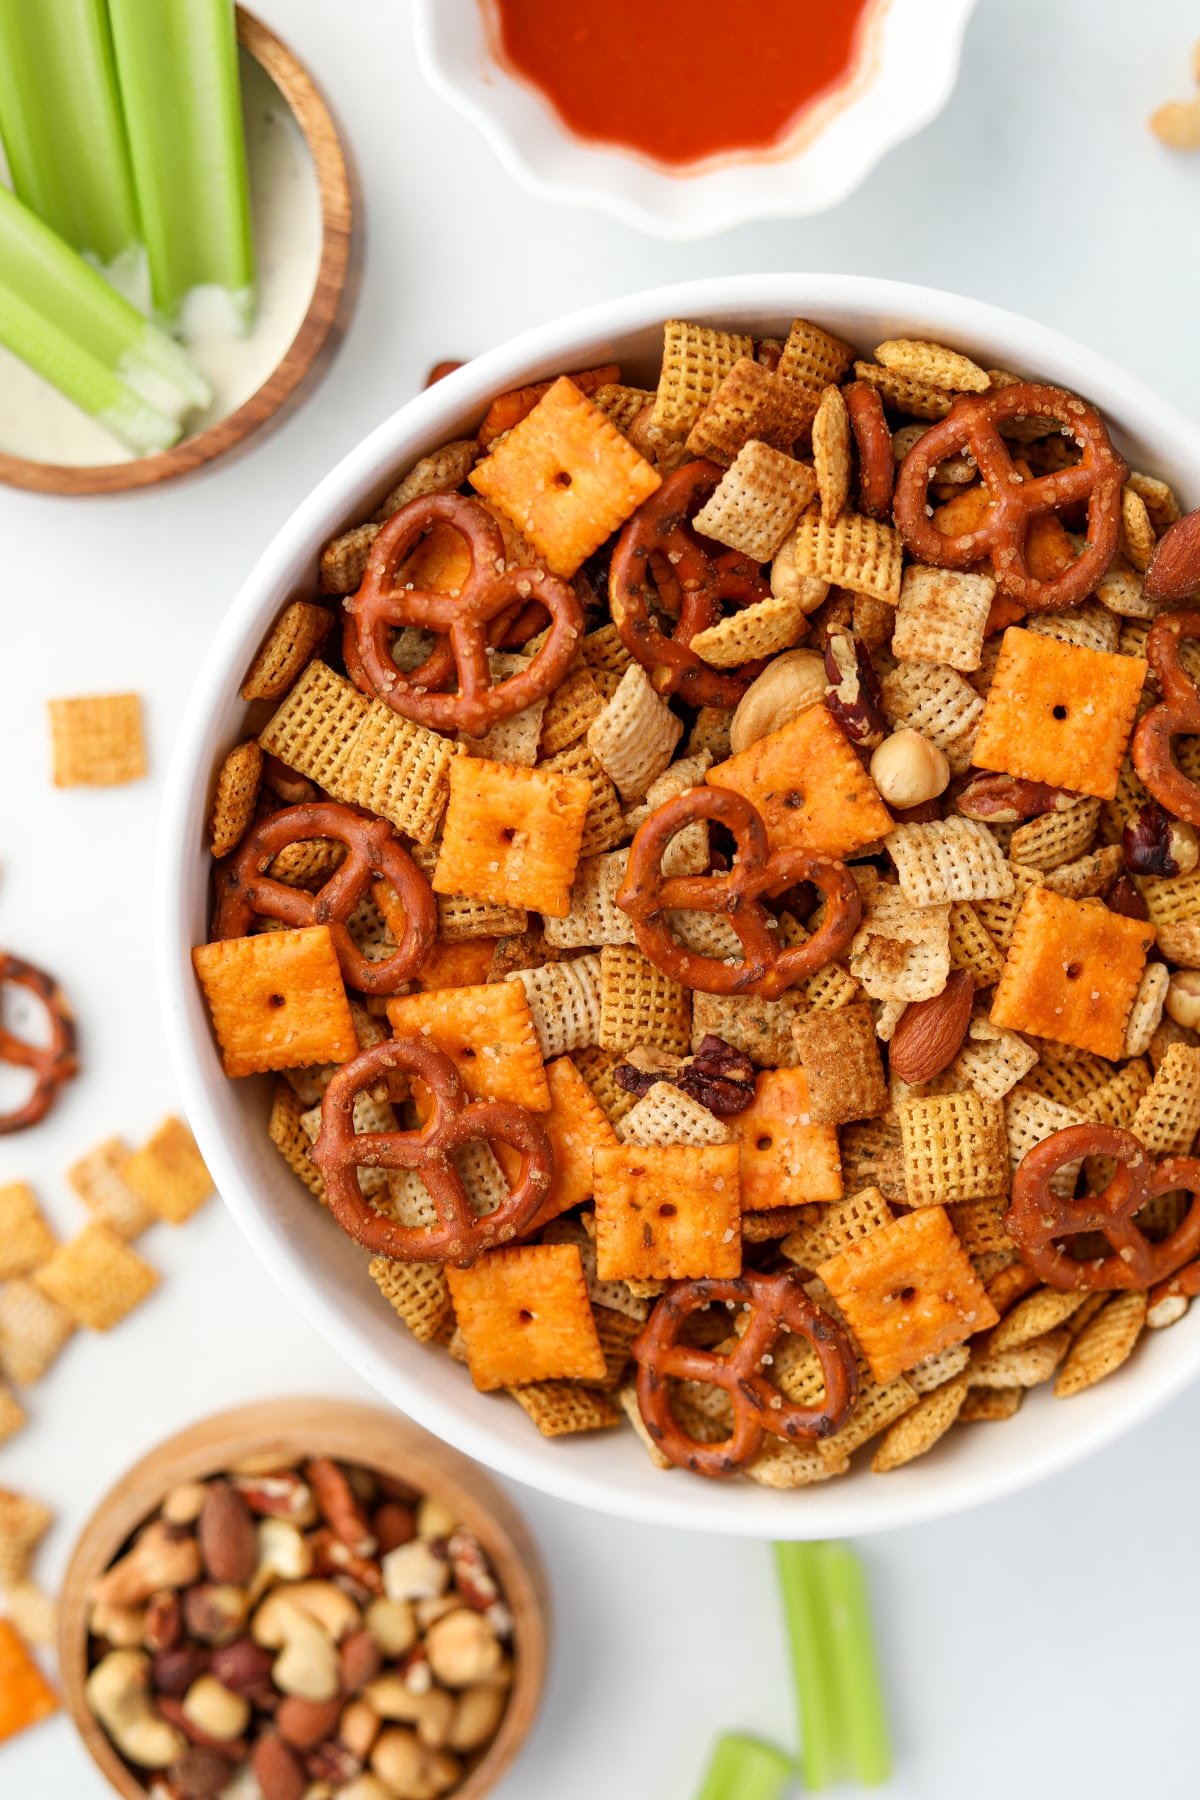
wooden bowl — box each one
[0,8,357,496]
[58,1397,548,1800]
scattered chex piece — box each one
[33,1224,157,1332]
[48,692,146,787]
[0,1185,56,1281]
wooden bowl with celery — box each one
[0,3,356,495]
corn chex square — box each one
[790,1003,888,1125]
[446,1243,607,1391]
[0,1280,74,1385]
[597,946,691,1056]
[33,1224,157,1331]
[193,926,357,1078]
[818,1206,999,1383]
[886,817,1014,906]
[592,1142,741,1281]
[891,564,996,672]
[991,887,1154,1060]
[543,850,636,950]
[67,1139,153,1238]
[650,321,754,438]
[897,1091,1010,1205]
[257,660,370,797]
[48,693,146,787]
[433,757,591,918]
[880,660,983,775]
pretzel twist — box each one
[632,1272,859,1478]
[350,493,584,736]
[311,1037,552,1266]
[843,380,894,520]
[893,382,1127,611]
[1006,1123,1200,1290]
[212,801,437,996]
[609,460,772,707]
[616,786,861,999]
[0,953,78,1135]
[1131,610,1200,825]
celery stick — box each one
[0,187,211,416]
[815,1543,892,1787]
[773,1541,842,1790]
[106,0,256,331]
[0,281,179,454]
[695,1732,793,1800]
[0,0,139,270]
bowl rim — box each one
[0,7,358,498]
[157,273,1200,1537]
[410,0,978,239]
[59,1396,547,1800]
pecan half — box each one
[1107,874,1150,921]
[956,772,1078,822]
[823,629,885,748]
[888,970,974,1084]
[614,1035,755,1117]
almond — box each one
[198,1483,258,1587]
[1145,506,1200,603]
[888,969,974,1083]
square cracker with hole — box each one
[387,981,550,1110]
[991,886,1155,1059]
[592,1142,741,1281]
[729,1069,841,1211]
[446,1242,606,1391]
[818,1206,999,1384]
[470,376,661,577]
[48,692,146,787]
[972,628,1147,801]
[433,758,592,918]
[192,925,357,1078]
[707,705,891,860]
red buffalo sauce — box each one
[488,0,874,169]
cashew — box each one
[87,1597,148,1648]
[252,1592,339,1701]
[92,1519,203,1609]
[337,1781,393,1800]
[729,649,827,755]
[339,1696,382,1761]
[425,1610,502,1688]
[382,1540,449,1604]
[283,1578,361,1643]
[361,1677,454,1748]
[769,536,828,613]
[364,1597,418,1658]
[448,1682,507,1753]
[370,1728,461,1800]
[180,1673,251,1742]
[250,1517,314,1599]
[160,1481,209,1526]
[85,1649,186,1770]
[415,1497,457,1541]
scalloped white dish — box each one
[158,275,1200,1537]
[412,0,977,238]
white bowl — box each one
[412,0,977,238]
[158,275,1200,1538]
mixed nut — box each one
[84,1456,514,1800]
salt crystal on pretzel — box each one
[586,664,682,803]
[891,564,995,672]
[650,321,754,439]
[886,817,1014,907]
[68,1139,151,1239]
[0,1280,73,1385]
[507,954,602,1060]
[879,661,983,775]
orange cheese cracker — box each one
[533,1056,621,1226]
[817,1206,999,1384]
[447,1243,606,1391]
[729,1069,842,1212]
[991,887,1154,1060]
[470,376,661,577]
[433,758,592,918]
[592,1142,741,1281]
[0,1619,58,1742]
[192,926,357,1078]
[972,627,1147,801]
[707,704,891,859]
[414,938,499,990]
[386,982,550,1110]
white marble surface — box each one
[3,1,1200,1794]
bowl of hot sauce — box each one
[412,0,977,237]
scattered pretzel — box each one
[1006,1123,1200,1290]
[609,460,772,707]
[311,1037,552,1266]
[617,786,861,998]
[350,493,584,736]
[0,953,79,1134]
[632,1271,859,1478]
[212,801,437,996]
[843,381,894,520]
[1131,610,1200,825]
[893,382,1127,610]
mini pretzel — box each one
[893,382,1127,611]
[311,1037,552,1266]
[1006,1123,1200,1290]
[213,801,437,996]
[1131,610,1200,825]
[616,786,861,999]
[844,381,894,520]
[0,953,78,1135]
[350,493,584,736]
[609,460,772,707]
[632,1271,859,1478]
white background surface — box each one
[3,1,1200,1794]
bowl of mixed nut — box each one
[58,1398,546,1800]
[159,273,1200,1535]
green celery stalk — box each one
[695,1732,793,1800]
[105,0,256,331]
[0,0,139,271]
[0,186,211,416]
[0,280,180,454]
[773,1541,842,1790]
[815,1543,892,1787]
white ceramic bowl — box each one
[159,275,1200,1538]
[412,0,977,238]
